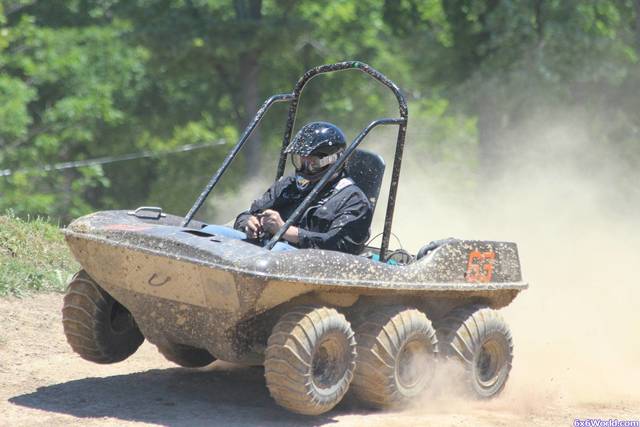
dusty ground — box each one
[1,293,637,427]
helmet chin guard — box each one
[295,175,311,190]
[295,168,328,183]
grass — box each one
[0,213,79,296]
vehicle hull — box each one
[64,210,527,364]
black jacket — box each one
[234,174,372,254]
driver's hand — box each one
[245,215,262,239]
[260,209,285,235]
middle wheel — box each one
[264,306,357,415]
[156,342,216,368]
[351,306,438,408]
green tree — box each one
[0,4,148,219]
[3,0,637,222]
[2,0,421,221]
[384,0,639,173]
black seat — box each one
[345,149,385,212]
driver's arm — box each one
[259,209,299,244]
[297,189,371,254]
[234,177,291,233]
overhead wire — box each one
[0,139,227,177]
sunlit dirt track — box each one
[1,293,637,427]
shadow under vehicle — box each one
[62,61,528,415]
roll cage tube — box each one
[184,61,408,261]
[181,93,294,227]
[274,61,408,260]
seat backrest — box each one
[345,149,385,212]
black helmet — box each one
[285,122,347,181]
[285,122,347,157]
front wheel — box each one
[436,305,513,398]
[264,306,357,415]
[62,270,144,363]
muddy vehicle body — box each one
[63,62,527,415]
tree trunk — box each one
[533,0,544,43]
[235,0,263,178]
[636,0,640,53]
[239,52,262,178]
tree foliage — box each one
[0,0,638,221]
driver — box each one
[233,121,372,254]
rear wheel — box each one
[62,270,144,363]
[264,306,357,415]
[156,342,215,368]
[351,306,438,408]
[436,305,513,398]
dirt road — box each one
[0,293,637,427]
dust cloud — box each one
[207,177,268,226]
[383,113,640,413]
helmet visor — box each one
[291,153,339,174]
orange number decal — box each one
[466,251,496,283]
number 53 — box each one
[466,250,495,283]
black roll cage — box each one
[182,61,408,261]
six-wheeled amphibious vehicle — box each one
[62,62,527,415]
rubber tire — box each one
[351,306,438,408]
[264,306,357,415]
[156,342,216,368]
[62,270,144,364]
[435,305,513,398]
